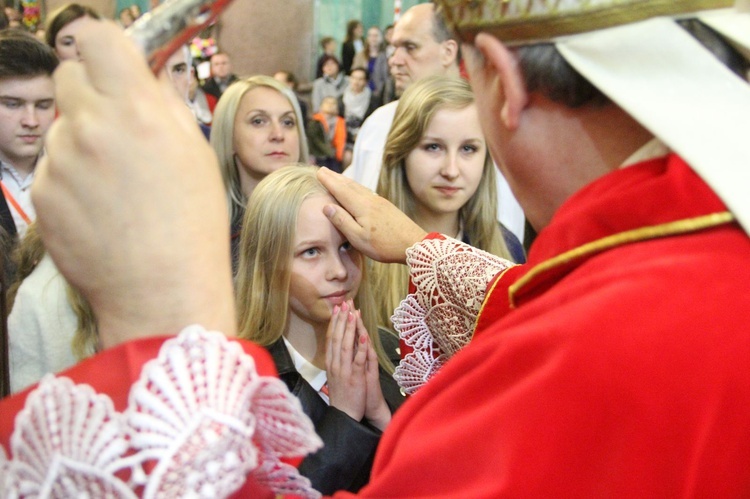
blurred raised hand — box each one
[33,20,235,348]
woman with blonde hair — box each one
[372,75,525,331]
[236,165,403,494]
[210,75,309,270]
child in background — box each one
[312,55,348,112]
[315,36,337,78]
[308,96,347,173]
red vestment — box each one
[341,154,750,497]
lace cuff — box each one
[0,325,323,498]
[392,236,514,395]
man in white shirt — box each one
[344,3,526,242]
[0,30,57,240]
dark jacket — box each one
[341,41,358,75]
[0,193,15,238]
[0,192,17,282]
[230,218,242,277]
[266,333,404,494]
[201,74,239,99]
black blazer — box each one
[0,191,17,283]
[0,190,16,239]
[266,333,404,494]
[341,41,357,74]
[201,74,239,99]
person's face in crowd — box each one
[384,26,394,45]
[54,16,93,61]
[0,75,55,170]
[354,22,364,39]
[119,8,135,28]
[348,69,367,93]
[324,40,337,55]
[390,5,453,93]
[130,4,142,19]
[405,104,486,220]
[322,58,340,78]
[4,7,21,28]
[367,27,382,50]
[289,194,363,327]
[273,71,294,90]
[210,53,232,79]
[233,86,300,181]
[319,97,338,115]
[163,48,191,103]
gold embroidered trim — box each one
[437,0,734,44]
[508,211,735,307]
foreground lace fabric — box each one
[392,237,514,395]
[0,326,323,498]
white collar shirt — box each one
[283,337,330,405]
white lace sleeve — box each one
[0,325,323,499]
[392,237,514,395]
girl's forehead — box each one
[302,192,338,207]
[295,194,337,222]
[295,194,346,241]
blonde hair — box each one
[372,75,510,330]
[211,75,310,226]
[236,165,393,373]
[67,285,98,359]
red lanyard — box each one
[0,180,32,225]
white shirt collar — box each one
[282,337,328,394]
[620,138,670,168]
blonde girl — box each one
[372,75,525,331]
[236,165,403,494]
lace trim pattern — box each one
[0,326,323,498]
[392,237,514,395]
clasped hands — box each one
[325,299,391,431]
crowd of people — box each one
[2,0,750,496]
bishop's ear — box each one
[470,33,528,130]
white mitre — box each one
[438,0,750,233]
